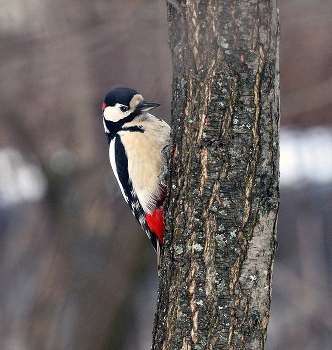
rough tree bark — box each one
[153,0,279,349]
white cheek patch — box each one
[103,105,131,122]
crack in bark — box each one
[199,147,208,196]
[228,43,267,350]
[243,45,266,228]
[188,261,200,343]
[197,83,212,142]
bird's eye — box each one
[119,106,129,112]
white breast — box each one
[119,114,170,213]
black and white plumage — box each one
[102,87,170,253]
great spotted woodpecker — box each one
[102,87,170,257]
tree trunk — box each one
[153,0,279,349]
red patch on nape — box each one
[146,207,164,245]
[102,102,107,111]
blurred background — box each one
[0,0,331,349]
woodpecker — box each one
[102,87,170,257]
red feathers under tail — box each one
[145,207,165,245]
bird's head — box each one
[102,87,160,123]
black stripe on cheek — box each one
[104,112,140,141]
[122,126,144,133]
[105,120,121,142]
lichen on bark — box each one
[153,0,280,349]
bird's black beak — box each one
[137,101,161,112]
